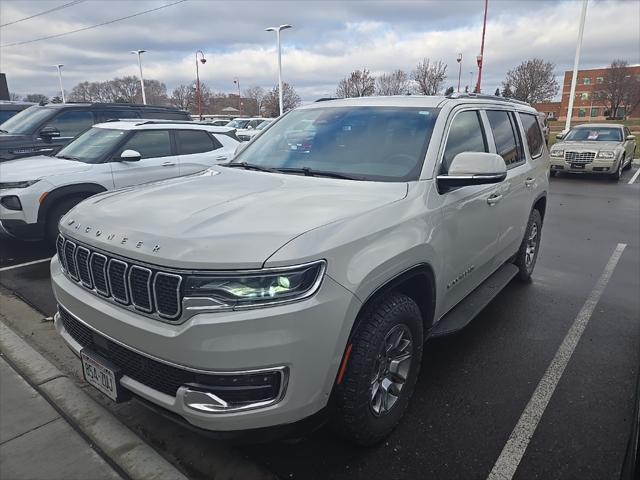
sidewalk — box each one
[0,355,123,480]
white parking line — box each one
[487,243,627,480]
[628,166,640,185]
[0,258,52,272]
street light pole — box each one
[195,50,207,121]
[265,24,292,116]
[456,54,462,93]
[54,64,65,103]
[565,0,589,132]
[233,78,242,115]
[130,50,147,104]
[475,0,488,94]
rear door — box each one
[110,129,179,188]
[484,109,533,261]
[175,129,228,175]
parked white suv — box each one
[52,95,549,445]
[0,120,239,242]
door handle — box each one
[525,178,535,188]
[487,194,503,206]
[162,161,175,167]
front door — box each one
[110,129,179,188]
[37,109,95,156]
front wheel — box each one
[611,158,623,181]
[330,293,423,446]
[45,197,84,244]
[514,209,542,282]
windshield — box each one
[227,119,250,129]
[56,127,127,163]
[231,106,439,182]
[0,106,54,134]
[256,121,272,131]
[564,127,623,142]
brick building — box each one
[533,65,640,121]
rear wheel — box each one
[331,293,423,446]
[514,209,542,282]
[45,197,84,244]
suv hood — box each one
[61,168,408,269]
[0,156,92,182]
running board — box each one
[429,263,519,338]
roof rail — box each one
[315,97,339,102]
[444,92,530,106]
[133,119,206,126]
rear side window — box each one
[43,110,94,137]
[442,110,487,172]
[119,130,172,159]
[486,110,525,166]
[519,113,544,158]
[176,130,221,155]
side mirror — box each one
[39,126,60,139]
[626,134,635,141]
[555,133,564,140]
[437,152,507,190]
[120,149,141,162]
[247,125,254,130]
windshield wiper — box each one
[0,129,8,133]
[275,167,363,181]
[225,162,278,173]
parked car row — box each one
[44,94,552,446]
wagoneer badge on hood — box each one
[66,218,161,253]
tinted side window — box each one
[442,110,487,172]
[139,110,189,120]
[519,113,544,158]
[97,110,140,122]
[486,110,524,166]
[44,110,94,137]
[176,130,218,155]
[120,130,172,159]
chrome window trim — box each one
[153,272,183,319]
[75,246,93,289]
[128,265,153,313]
[107,258,129,304]
[89,252,110,297]
[56,307,289,412]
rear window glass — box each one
[176,130,219,155]
[486,110,525,166]
[519,113,544,157]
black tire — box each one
[330,292,423,446]
[550,170,558,177]
[45,197,84,244]
[611,158,623,181]
[514,209,542,282]
[623,155,632,171]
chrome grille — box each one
[57,234,182,319]
[565,151,595,163]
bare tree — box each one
[144,79,169,106]
[9,92,21,101]
[412,59,447,95]
[336,69,376,98]
[502,58,559,103]
[501,83,513,98]
[263,82,302,117]
[23,93,49,103]
[598,59,640,118]
[375,70,410,96]
[244,86,266,115]
[170,84,193,111]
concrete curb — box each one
[0,322,189,480]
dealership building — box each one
[533,65,640,121]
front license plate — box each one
[81,350,122,402]
[571,163,585,169]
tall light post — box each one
[195,50,207,120]
[54,64,65,103]
[265,24,292,116]
[130,50,147,104]
[233,78,242,116]
[565,0,588,131]
[475,0,488,94]
[456,53,462,93]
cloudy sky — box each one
[0,0,638,102]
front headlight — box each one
[0,180,40,189]
[596,150,615,159]
[550,149,564,158]
[184,260,326,309]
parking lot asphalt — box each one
[0,166,639,480]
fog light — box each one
[0,196,22,210]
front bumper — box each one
[550,156,620,174]
[51,255,361,432]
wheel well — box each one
[38,184,107,223]
[533,195,547,223]
[352,265,436,341]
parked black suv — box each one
[0,102,190,162]
[0,101,35,124]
